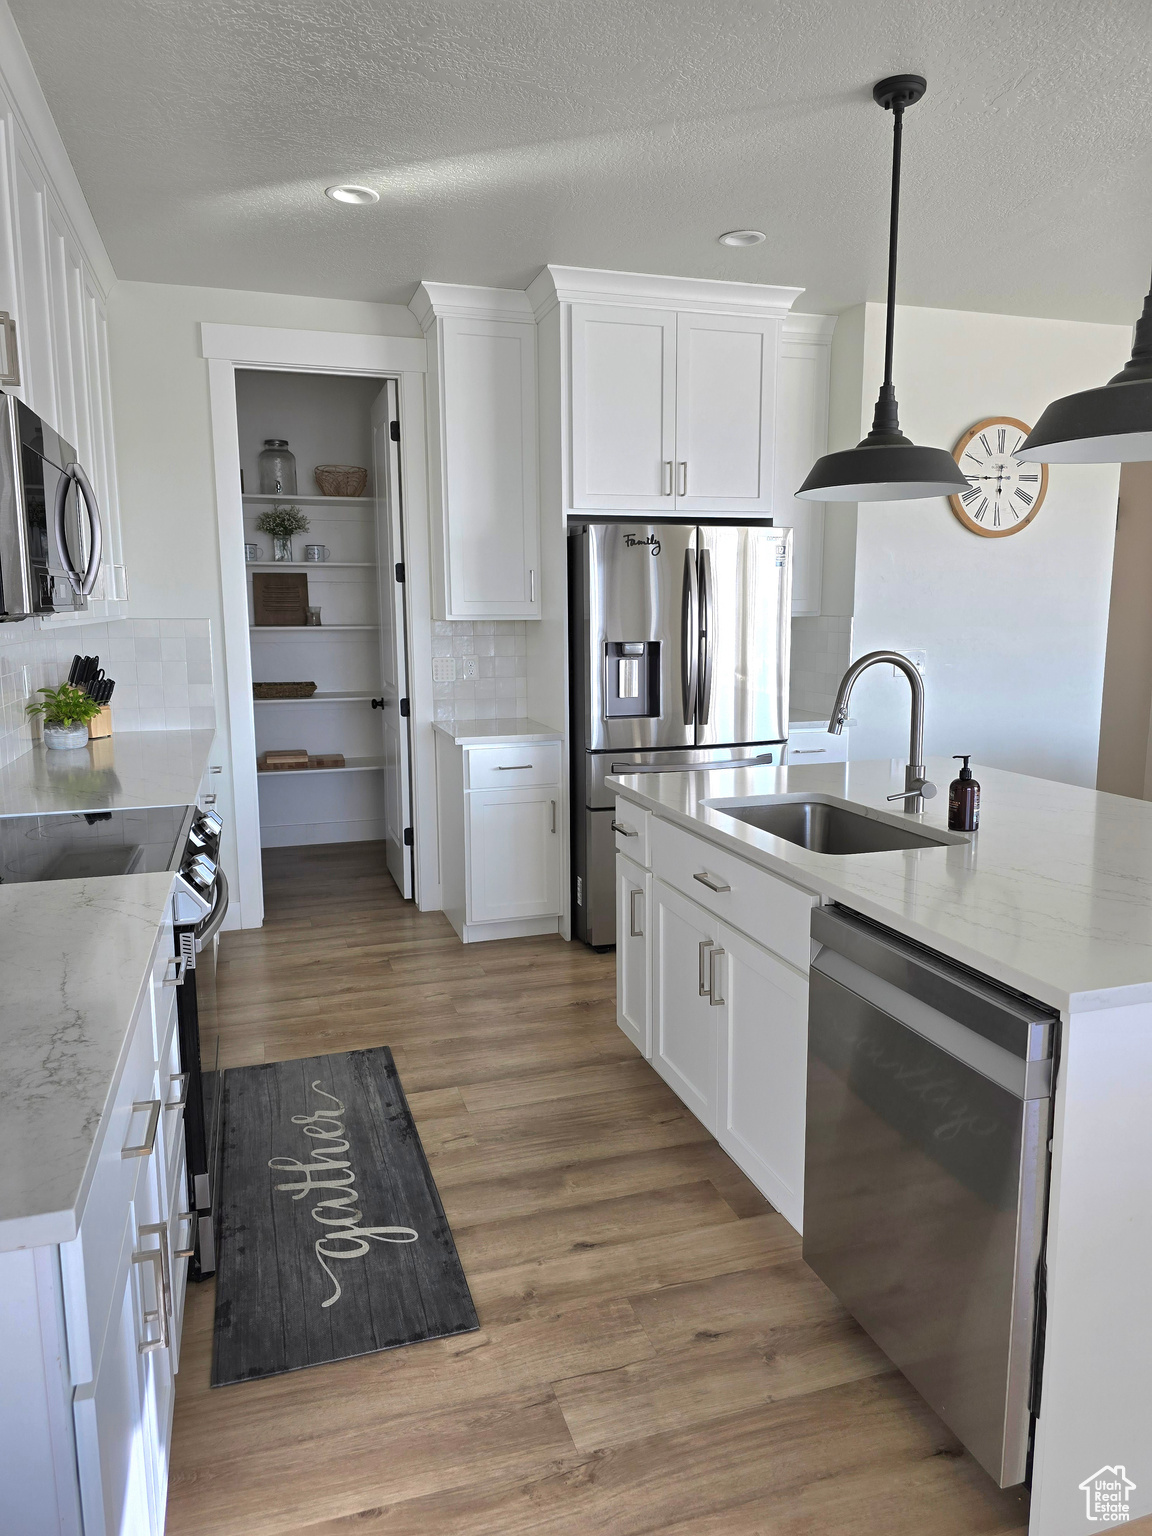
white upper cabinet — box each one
[674,311,777,515]
[772,315,835,617]
[569,303,676,511]
[411,283,541,621]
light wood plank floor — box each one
[166,841,1032,1536]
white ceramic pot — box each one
[43,721,90,750]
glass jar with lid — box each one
[258,439,297,496]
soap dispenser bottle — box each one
[948,756,980,832]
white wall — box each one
[106,281,421,898]
[832,302,1130,788]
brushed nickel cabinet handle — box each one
[0,311,20,386]
[790,748,828,756]
[693,871,731,894]
[698,937,714,996]
[529,568,535,604]
[163,955,187,987]
[611,820,637,836]
[550,799,557,834]
[175,1209,198,1260]
[677,461,687,497]
[132,1237,170,1352]
[629,887,644,938]
[662,460,673,495]
[709,947,725,1007]
[166,1071,190,1110]
[122,1099,162,1159]
[496,764,533,771]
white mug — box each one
[244,542,263,562]
[303,544,330,562]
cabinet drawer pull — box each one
[132,1231,171,1353]
[708,947,726,1007]
[662,460,673,496]
[677,461,688,497]
[629,887,644,938]
[175,1209,198,1260]
[698,937,714,996]
[122,1099,162,1159]
[166,1071,190,1110]
[790,748,828,756]
[163,955,187,987]
[202,793,217,805]
[693,871,731,893]
[495,764,533,771]
[611,820,637,836]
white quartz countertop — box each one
[0,872,176,1251]
[0,729,216,818]
[609,756,1152,1013]
[433,717,562,746]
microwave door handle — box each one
[681,548,698,725]
[698,547,714,726]
[70,463,103,597]
[53,469,83,594]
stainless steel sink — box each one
[713,798,962,854]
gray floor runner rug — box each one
[212,1046,478,1385]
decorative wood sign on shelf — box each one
[253,572,309,626]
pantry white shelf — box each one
[246,561,374,570]
[243,493,372,507]
[257,755,385,776]
[249,625,379,634]
[253,691,376,705]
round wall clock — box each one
[948,417,1049,537]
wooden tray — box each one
[253,682,317,699]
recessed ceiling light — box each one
[324,184,379,205]
[718,229,765,247]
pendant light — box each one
[797,75,969,502]
[1017,271,1152,463]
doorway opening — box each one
[237,368,414,899]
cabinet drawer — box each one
[466,741,560,790]
[149,913,178,1061]
[650,814,815,972]
[62,988,161,1386]
[162,1005,186,1167]
[783,732,848,765]
[612,797,650,867]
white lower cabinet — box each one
[467,787,561,923]
[715,922,808,1229]
[651,878,721,1132]
[625,807,813,1234]
[615,854,650,1055]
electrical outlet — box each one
[431,656,456,683]
[461,655,479,680]
[895,650,926,679]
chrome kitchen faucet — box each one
[828,651,936,813]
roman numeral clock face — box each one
[948,416,1049,538]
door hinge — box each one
[403,826,413,846]
[395,561,405,583]
[399,697,410,717]
[389,420,400,442]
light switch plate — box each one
[461,655,478,680]
[432,657,456,683]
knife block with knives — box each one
[67,654,116,739]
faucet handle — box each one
[919,779,937,800]
[887,776,937,803]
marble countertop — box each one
[0,729,216,818]
[609,756,1152,1013]
[434,717,563,745]
[0,872,176,1251]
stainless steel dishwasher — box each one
[803,905,1056,1488]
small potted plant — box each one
[26,682,101,750]
[255,504,310,561]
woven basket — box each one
[314,464,368,497]
[253,681,317,700]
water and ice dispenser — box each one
[604,641,661,719]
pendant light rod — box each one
[881,98,903,396]
[872,75,925,438]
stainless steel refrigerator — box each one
[570,519,791,947]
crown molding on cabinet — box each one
[0,2,116,297]
[409,282,535,333]
[782,313,837,345]
[526,264,805,321]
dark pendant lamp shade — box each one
[1018,281,1152,463]
[797,75,970,503]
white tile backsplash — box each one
[790,615,853,718]
[431,620,529,723]
[0,616,216,765]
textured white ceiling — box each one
[10,0,1152,322]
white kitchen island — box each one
[609,756,1152,1536]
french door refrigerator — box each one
[570,519,791,947]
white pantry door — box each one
[372,381,413,899]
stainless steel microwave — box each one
[0,388,102,620]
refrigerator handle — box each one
[681,548,698,725]
[698,546,714,726]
